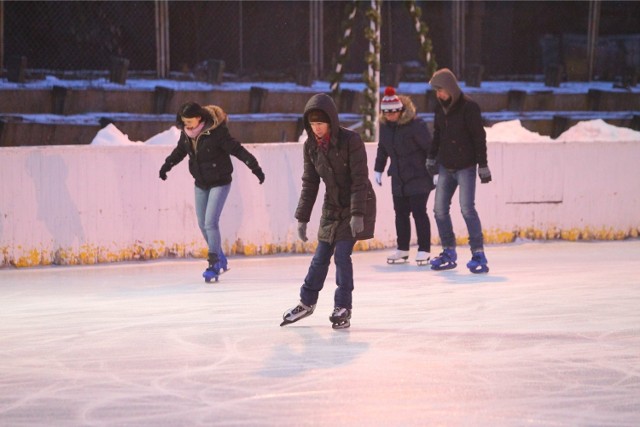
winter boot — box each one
[330,307,352,329]
[430,248,458,271]
[467,251,489,274]
[280,301,316,326]
[415,251,431,266]
[387,249,410,264]
[203,252,220,283]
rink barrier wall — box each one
[1,141,639,268]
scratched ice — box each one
[1,240,639,426]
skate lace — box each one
[292,305,306,314]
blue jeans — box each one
[300,239,356,309]
[434,165,484,252]
[194,184,231,259]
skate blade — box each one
[416,260,430,266]
[469,265,489,274]
[387,258,409,264]
[332,320,350,329]
[430,262,457,271]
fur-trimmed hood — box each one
[379,95,417,126]
[202,105,228,131]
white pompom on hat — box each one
[380,86,404,112]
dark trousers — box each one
[393,192,432,252]
[300,239,356,309]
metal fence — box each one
[2,1,639,83]
[1,0,436,82]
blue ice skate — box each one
[430,248,457,271]
[216,252,229,275]
[467,251,489,274]
[203,267,219,283]
[203,252,221,283]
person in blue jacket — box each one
[374,86,434,266]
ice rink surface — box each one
[1,240,639,426]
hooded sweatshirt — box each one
[428,68,488,170]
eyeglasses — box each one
[382,111,400,114]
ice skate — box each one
[467,251,489,274]
[415,251,431,266]
[203,252,220,283]
[280,302,316,326]
[202,266,219,283]
[430,248,457,271]
[387,249,410,264]
[216,252,230,275]
[330,307,351,329]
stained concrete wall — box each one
[1,141,639,267]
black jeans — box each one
[393,192,432,252]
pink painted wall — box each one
[1,141,639,267]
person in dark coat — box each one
[426,68,492,273]
[281,93,376,329]
[374,86,434,266]
[158,102,265,282]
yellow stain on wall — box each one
[3,227,640,268]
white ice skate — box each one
[280,302,316,327]
[387,249,410,264]
[415,251,431,266]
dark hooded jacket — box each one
[374,94,434,197]
[295,93,376,243]
[428,68,488,170]
[163,105,261,189]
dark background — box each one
[3,1,639,81]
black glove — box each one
[426,158,438,177]
[159,163,172,181]
[350,215,364,237]
[478,166,492,184]
[253,167,265,184]
[297,222,308,242]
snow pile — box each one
[555,119,640,142]
[486,120,552,143]
[89,118,640,147]
[90,124,142,146]
[145,126,181,146]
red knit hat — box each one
[380,86,403,112]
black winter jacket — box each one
[295,93,376,243]
[429,95,488,171]
[163,105,261,189]
[374,95,434,197]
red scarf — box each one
[315,134,330,153]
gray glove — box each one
[478,166,492,184]
[297,222,308,242]
[350,215,364,237]
[374,171,382,186]
[426,158,438,177]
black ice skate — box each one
[280,302,316,326]
[330,307,351,329]
[387,249,409,264]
